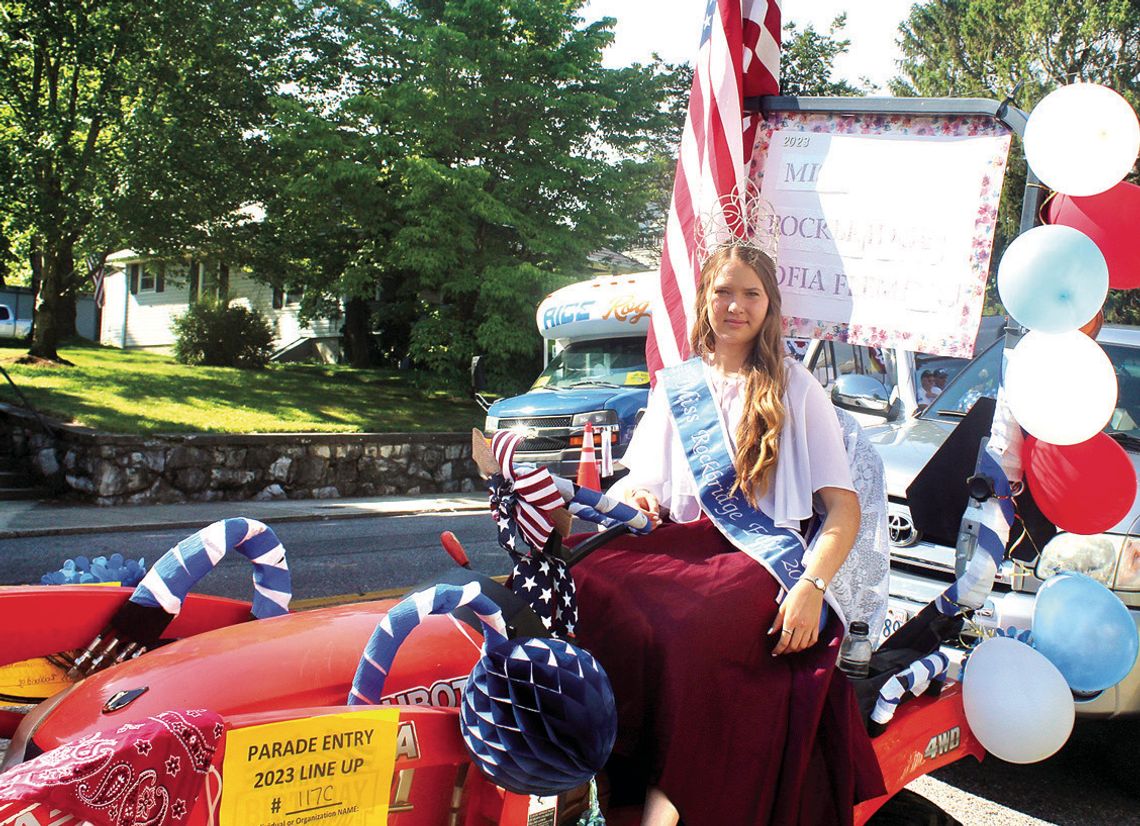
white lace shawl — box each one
[811,408,890,640]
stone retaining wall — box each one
[0,404,481,505]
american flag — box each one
[86,253,106,308]
[647,0,781,375]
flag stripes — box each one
[649,0,781,378]
[85,253,105,309]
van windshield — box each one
[533,338,649,390]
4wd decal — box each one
[923,726,961,760]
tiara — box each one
[694,181,779,268]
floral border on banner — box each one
[749,113,1012,358]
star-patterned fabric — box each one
[485,466,579,639]
[510,550,577,638]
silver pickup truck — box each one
[862,325,1140,718]
[0,303,31,340]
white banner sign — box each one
[753,114,1011,357]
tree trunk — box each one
[343,296,373,368]
[29,237,76,362]
[60,287,78,339]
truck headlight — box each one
[571,410,617,427]
[484,416,499,431]
[1035,532,1121,587]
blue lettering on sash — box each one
[662,359,826,624]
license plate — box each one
[882,606,912,641]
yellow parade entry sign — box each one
[220,709,401,826]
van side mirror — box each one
[470,355,490,412]
[471,355,487,394]
[831,374,892,417]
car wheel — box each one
[866,789,961,826]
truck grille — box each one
[518,436,570,452]
[498,415,573,429]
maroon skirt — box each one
[572,519,885,826]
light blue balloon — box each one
[998,225,1108,333]
[1032,572,1139,693]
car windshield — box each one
[924,336,1140,440]
[533,338,649,390]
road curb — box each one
[0,501,487,540]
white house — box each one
[100,251,341,362]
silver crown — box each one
[694,182,779,268]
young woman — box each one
[573,243,886,825]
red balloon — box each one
[1024,433,1137,535]
[1047,181,1140,290]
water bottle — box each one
[837,621,872,679]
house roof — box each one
[586,248,652,272]
[105,249,144,265]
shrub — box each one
[173,299,275,369]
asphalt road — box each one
[0,512,513,600]
[913,717,1139,825]
[1,510,1137,823]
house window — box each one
[200,263,230,300]
[272,286,303,309]
[128,263,164,294]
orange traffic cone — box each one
[576,421,602,490]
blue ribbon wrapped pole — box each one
[68,518,291,678]
[349,583,617,798]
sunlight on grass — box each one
[0,343,484,434]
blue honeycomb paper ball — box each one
[459,636,617,796]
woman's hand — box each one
[626,488,662,531]
[768,580,824,655]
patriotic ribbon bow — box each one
[488,430,564,553]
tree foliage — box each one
[249,1,683,386]
[0,0,293,360]
[891,0,1140,322]
[781,14,867,97]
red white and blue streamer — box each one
[130,517,290,619]
[870,651,951,727]
[348,583,506,705]
[934,448,1015,617]
[552,478,653,536]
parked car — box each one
[0,303,31,340]
[862,325,1140,718]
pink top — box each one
[612,358,854,529]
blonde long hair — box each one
[689,245,786,507]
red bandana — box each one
[0,709,223,826]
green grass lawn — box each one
[0,341,485,434]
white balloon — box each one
[1024,83,1140,197]
[963,636,1075,764]
[1005,330,1118,445]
